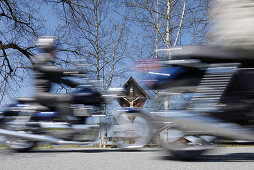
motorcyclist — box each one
[33,36,81,123]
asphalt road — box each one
[1,147,254,170]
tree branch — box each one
[173,0,186,47]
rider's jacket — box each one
[33,53,79,93]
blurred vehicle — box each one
[0,63,154,151]
[0,71,103,151]
[0,76,153,151]
[142,46,254,159]
[0,36,149,151]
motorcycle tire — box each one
[112,112,152,149]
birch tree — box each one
[126,0,210,141]
[126,0,210,108]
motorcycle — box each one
[0,78,103,151]
[0,62,147,151]
[143,46,254,159]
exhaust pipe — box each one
[152,111,254,141]
[0,128,92,145]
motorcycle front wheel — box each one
[3,119,37,152]
[5,137,36,152]
[162,135,215,160]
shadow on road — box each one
[1,148,160,154]
[160,153,254,162]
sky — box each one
[5,1,203,112]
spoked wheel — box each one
[6,137,36,152]
[162,135,215,160]
[113,112,152,149]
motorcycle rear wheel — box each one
[113,112,152,149]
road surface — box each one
[1,147,254,170]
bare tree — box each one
[0,0,47,104]
[47,0,128,86]
[46,0,130,147]
[125,0,210,141]
[128,0,210,101]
